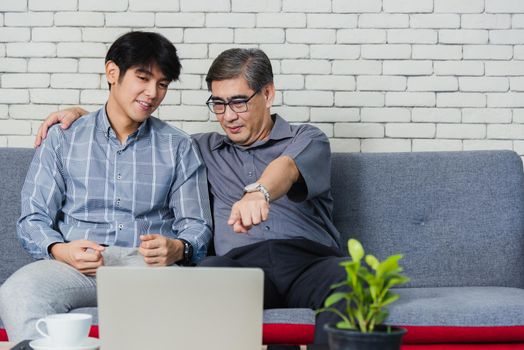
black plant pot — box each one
[324,324,407,350]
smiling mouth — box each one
[136,100,153,110]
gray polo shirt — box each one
[193,114,341,256]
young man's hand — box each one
[139,234,183,266]
[50,240,105,276]
[34,107,88,148]
[228,191,270,233]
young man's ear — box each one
[263,82,275,109]
[105,60,120,86]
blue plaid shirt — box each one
[18,107,212,263]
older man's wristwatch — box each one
[243,182,270,203]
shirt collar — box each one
[95,106,112,138]
[210,113,293,151]
[95,105,151,143]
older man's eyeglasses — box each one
[206,90,259,115]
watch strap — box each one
[177,238,193,265]
[244,183,270,203]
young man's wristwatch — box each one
[177,238,193,265]
[243,182,270,203]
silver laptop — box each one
[97,266,264,350]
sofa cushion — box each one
[387,287,524,343]
[388,287,524,327]
[331,151,524,289]
[0,148,34,285]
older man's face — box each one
[210,76,274,147]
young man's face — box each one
[106,61,170,125]
[210,76,275,147]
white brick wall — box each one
[361,108,410,122]
[461,14,511,29]
[29,0,77,12]
[358,76,406,91]
[1,58,27,72]
[361,138,411,152]
[28,58,77,72]
[0,2,524,154]
[410,14,460,28]
[0,1,27,12]
[5,12,53,26]
[408,77,458,91]
[486,0,524,14]
[413,139,462,151]
[31,89,79,104]
[308,14,357,28]
[412,108,461,122]
[463,45,513,60]
[0,105,8,119]
[386,123,436,138]
[434,0,484,14]
[55,12,105,27]
[359,14,408,28]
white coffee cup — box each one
[35,313,92,346]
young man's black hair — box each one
[105,31,182,89]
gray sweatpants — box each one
[0,246,149,342]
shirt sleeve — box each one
[281,124,331,202]
[168,137,213,264]
[17,127,67,260]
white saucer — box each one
[29,337,100,350]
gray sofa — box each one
[1,147,524,347]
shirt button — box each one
[118,224,123,230]
[248,172,253,177]
[117,151,122,155]
[264,226,270,231]
[117,174,122,180]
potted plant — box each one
[318,239,410,350]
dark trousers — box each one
[199,239,348,346]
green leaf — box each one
[336,321,353,330]
[346,265,361,288]
[377,254,403,276]
[365,254,380,270]
[374,310,389,325]
[329,281,348,290]
[381,293,400,307]
[348,239,364,263]
[368,284,379,301]
[359,269,376,284]
[324,292,348,307]
[385,276,410,289]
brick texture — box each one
[0,3,522,155]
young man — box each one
[34,48,346,346]
[0,31,212,342]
